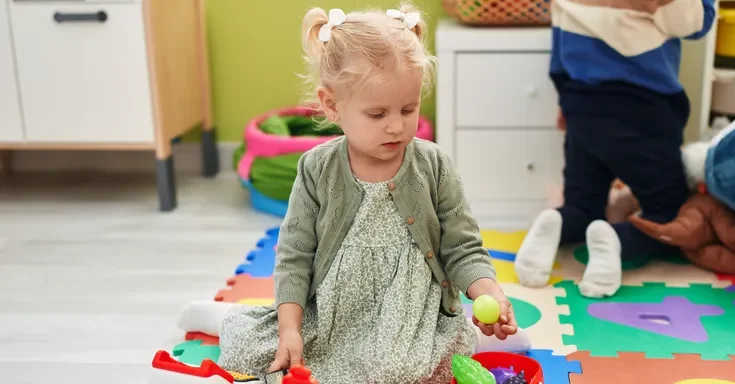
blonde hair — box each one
[300,3,436,108]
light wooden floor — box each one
[0,171,281,383]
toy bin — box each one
[442,0,551,26]
[235,106,434,217]
[716,7,735,68]
[450,352,543,384]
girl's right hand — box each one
[269,329,305,372]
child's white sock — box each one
[176,301,239,337]
[579,220,622,298]
[514,209,562,287]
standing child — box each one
[177,4,518,383]
[515,0,716,297]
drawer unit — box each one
[0,0,218,212]
[436,20,562,229]
[0,0,23,142]
[456,53,558,128]
[10,2,155,143]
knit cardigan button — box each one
[441,280,449,288]
[426,251,434,259]
[449,307,457,313]
[388,182,396,191]
[407,217,415,225]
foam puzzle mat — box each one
[172,227,735,383]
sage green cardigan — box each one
[274,136,496,317]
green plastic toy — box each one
[473,295,501,324]
[451,354,497,384]
[461,293,541,329]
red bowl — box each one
[450,352,543,384]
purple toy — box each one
[489,367,516,383]
[503,371,527,384]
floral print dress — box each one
[217,179,476,383]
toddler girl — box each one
[176,4,518,383]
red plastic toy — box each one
[450,352,543,384]
[283,365,318,384]
[148,350,234,383]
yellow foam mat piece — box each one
[481,230,527,254]
[237,298,275,306]
[492,259,563,285]
[227,371,257,380]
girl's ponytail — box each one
[302,7,329,62]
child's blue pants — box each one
[557,80,691,262]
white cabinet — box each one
[436,20,564,230]
[436,18,716,230]
[0,0,218,212]
[0,0,23,142]
[11,3,155,143]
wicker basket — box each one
[442,0,551,26]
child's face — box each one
[322,67,423,162]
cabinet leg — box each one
[0,151,14,179]
[201,127,220,178]
[156,155,177,212]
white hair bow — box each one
[386,9,420,29]
[318,8,347,42]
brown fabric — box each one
[629,194,735,274]
[567,0,676,14]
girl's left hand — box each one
[467,278,518,340]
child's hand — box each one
[270,329,305,371]
[467,278,518,340]
[557,109,566,131]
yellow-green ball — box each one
[473,295,500,324]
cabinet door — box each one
[455,129,565,201]
[10,2,155,144]
[456,53,558,129]
[0,1,24,143]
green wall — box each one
[204,0,445,142]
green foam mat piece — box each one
[509,297,542,329]
[554,280,735,360]
[573,245,690,270]
[173,340,221,366]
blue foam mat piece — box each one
[240,179,288,218]
[234,226,280,277]
[524,349,582,384]
[488,249,516,262]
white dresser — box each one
[0,0,217,211]
[0,0,23,143]
[435,20,565,230]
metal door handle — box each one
[53,11,108,23]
